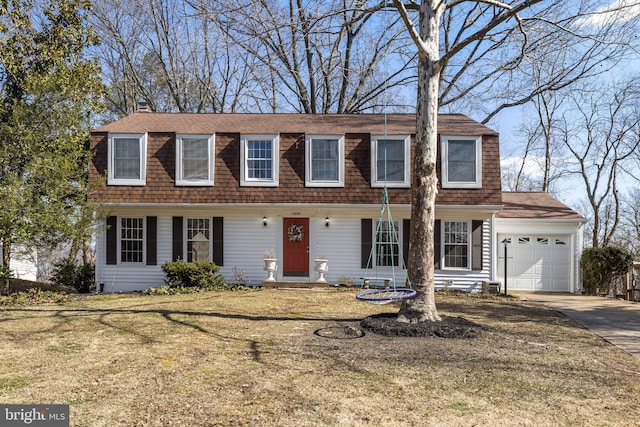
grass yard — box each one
[1,289,640,426]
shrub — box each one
[0,265,14,280]
[582,247,634,295]
[51,260,95,293]
[161,260,225,289]
[0,288,68,306]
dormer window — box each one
[108,133,147,186]
[176,134,214,186]
[240,134,279,186]
[305,135,344,187]
[441,135,482,188]
[371,135,410,188]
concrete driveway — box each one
[517,292,640,359]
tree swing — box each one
[356,120,416,305]
[355,13,415,305]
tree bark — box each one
[2,237,11,295]
[397,1,441,323]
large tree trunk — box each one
[397,1,441,323]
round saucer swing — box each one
[355,187,416,305]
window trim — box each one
[441,135,482,189]
[175,134,215,186]
[305,134,345,187]
[371,135,411,188]
[118,216,145,264]
[240,134,279,187]
[107,133,147,186]
[441,220,471,271]
[184,217,212,263]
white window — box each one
[186,218,210,262]
[176,134,214,186]
[443,221,470,269]
[240,134,279,186]
[441,136,482,188]
[375,220,400,267]
[120,217,144,263]
[305,135,344,187]
[108,133,147,185]
[371,135,411,188]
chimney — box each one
[137,101,150,112]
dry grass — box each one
[1,289,640,426]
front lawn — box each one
[1,289,638,426]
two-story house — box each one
[89,110,585,293]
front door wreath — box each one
[287,224,304,242]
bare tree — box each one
[559,78,640,248]
[191,0,417,113]
[389,0,640,323]
[92,0,257,118]
[616,188,640,258]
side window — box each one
[240,134,279,186]
[441,136,482,189]
[371,135,410,188]
[108,134,147,185]
[305,135,344,187]
[176,134,214,186]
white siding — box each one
[220,215,281,286]
[95,208,498,292]
[315,217,375,285]
[0,245,38,281]
[95,215,165,293]
[434,217,492,292]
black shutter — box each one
[472,220,483,271]
[106,216,117,265]
[146,216,157,266]
[434,219,441,270]
[403,219,410,268]
[361,219,372,268]
[172,216,183,261]
[212,217,224,266]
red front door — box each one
[283,217,309,276]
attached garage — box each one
[494,192,586,293]
[497,234,571,292]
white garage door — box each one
[497,235,571,292]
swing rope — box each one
[356,187,415,304]
[356,14,414,304]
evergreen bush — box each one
[581,247,634,295]
[161,260,225,289]
[51,260,95,293]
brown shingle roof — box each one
[497,192,585,220]
[96,112,498,136]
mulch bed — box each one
[361,312,483,338]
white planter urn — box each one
[314,258,328,283]
[263,258,278,282]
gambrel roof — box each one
[90,112,502,207]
